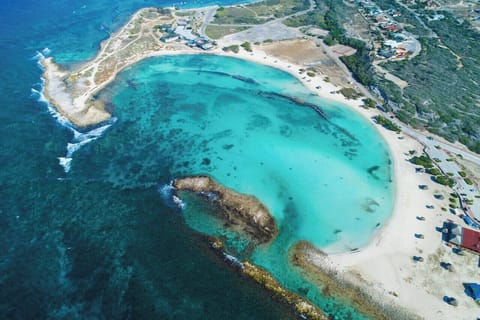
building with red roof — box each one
[442,221,480,254]
[462,227,480,253]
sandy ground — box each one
[211,42,480,319]
[41,9,480,318]
[260,39,355,88]
[323,112,480,319]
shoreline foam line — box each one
[32,50,116,173]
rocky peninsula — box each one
[208,238,328,320]
[174,176,278,243]
[290,241,419,320]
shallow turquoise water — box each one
[1,0,393,318]
[92,55,394,251]
[75,54,394,319]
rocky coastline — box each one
[290,241,419,320]
[208,238,329,320]
[173,176,278,243]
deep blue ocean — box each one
[0,0,394,319]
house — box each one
[442,221,480,254]
[462,227,480,253]
[200,43,214,50]
[385,24,400,32]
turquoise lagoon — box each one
[72,54,394,318]
[0,0,393,317]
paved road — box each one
[199,6,218,38]
[390,119,480,223]
[198,0,480,223]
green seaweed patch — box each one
[367,165,380,180]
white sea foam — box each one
[223,253,244,269]
[172,195,186,210]
[158,181,186,209]
[58,157,73,173]
[32,53,115,173]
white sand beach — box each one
[40,7,480,319]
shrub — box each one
[240,41,252,52]
[362,98,376,109]
[223,45,239,53]
[435,175,455,187]
[409,155,433,168]
[373,115,401,133]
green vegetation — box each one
[239,0,480,153]
[378,10,480,153]
[373,115,401,133]
[426,168,441,176]
[213,0,309,25]
[458,171,467,178]
[213,6,265,24]
[319,0,375,86]
[284,10,325,27]
[307,71,316,77]
[409,155,433,168]
[464,178,473,185]
[205,25,250,39]
[435,175,456,188]
[222,45,240,53]
[247,0,310,18]
[338,88,362,100]
[241,41,252,52]
[362,98,376,109]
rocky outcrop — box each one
[207,237,328,320]
[290,241,420,320]
[173,176,277,243]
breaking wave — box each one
[31,49,115,173]
[158,181,186,210]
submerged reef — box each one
[174,176,278,243]
[290,241,419,320]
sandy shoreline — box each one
[40,7,480,319]
[229,45,479,319]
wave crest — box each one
[32,53,115,173]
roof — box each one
[462,227,480,253]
